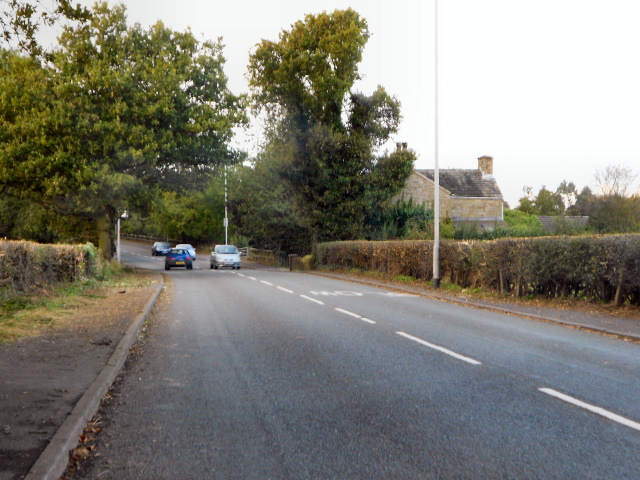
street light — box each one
[433,0,441,289]
[224,165,228,245]
[116,210,128,264]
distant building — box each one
[397,155,506,230]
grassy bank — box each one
[0,262,152,344]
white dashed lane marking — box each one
[539,388,640,432]
[335,308,377,325]
[396,331,482,366]
[300,295,325,305]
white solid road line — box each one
[300,295,325,305]
[396,332,482,366]
[334,308,377,325]
[277,286,294,294]
[539,388,640,432]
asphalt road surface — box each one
[77,241,640,478]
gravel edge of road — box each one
[24,274,165,480]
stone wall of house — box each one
[396,171,505,228]
[395,172,451,218]
[450,197,503,222]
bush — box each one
[0,240,101,292]
[316,234,640,305]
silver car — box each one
[176,244,196,261]
[210,244,241,270]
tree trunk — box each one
[97,216,112,260]
[614,269,625,306]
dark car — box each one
[152,242,171,256]
[165,248,193,270]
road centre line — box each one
[237,273,245,277]
[539,388,640,432]
[396,332,482,366]
[247,276,257,281]
[300,295,325,305]
[335,308,377,325]
[261,280,274,286]
[277,286,294,294]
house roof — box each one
[416,169,504,198]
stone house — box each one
[398,155,506,230]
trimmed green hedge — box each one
[0,240,100,292]
[316,235,640,305]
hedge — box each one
[316,235,640,306]
[0,240,100,292]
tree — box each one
[595,163,638,198]
[248,9,415,246]
[1,0,91,58]
[591,163,640,233]
[229,150,313,253]
[556,180,578,211]
[516,184,566,216]
[0,3,247,256]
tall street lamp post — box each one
[433,0,441,289]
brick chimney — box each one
[478,156,493,176]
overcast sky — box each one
[69,0,640,206]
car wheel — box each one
[165,264,170,270]
[214,265,218,270]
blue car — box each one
[165,248,193,270]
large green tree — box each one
[0,3,246,255]
[248,9,415,245]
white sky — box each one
[68,1,640,206]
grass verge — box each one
[0,262,152,344]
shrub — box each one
[316,234,640,305]
[0,240,101,292]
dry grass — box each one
[0,271,155,344]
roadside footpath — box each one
[0,273,164,480]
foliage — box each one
[518,166,640,235]
[0,239,101,292]
[503,209,545,237]
[144,177,227,244]
[248,9,415,246]
[517,185,565,215]
[229,154,313,254]
[366,197,434,240]
[316,234,640,305]
[0,0,91,59]
[0,3,246,257]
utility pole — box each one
[433,0,441,290]
[224,165,228,245]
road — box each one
[77,240,640,478]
